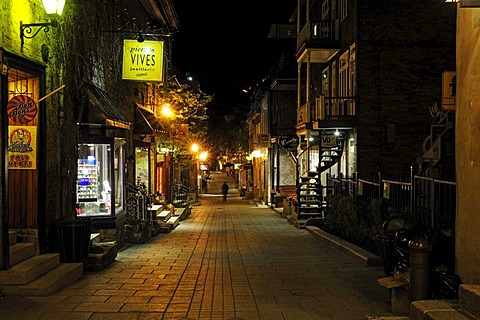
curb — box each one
[271,206,382,268]
[305,226,383,267]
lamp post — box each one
[20,0,66,46]
[198,151,208,194]
[161,103,175,203]
[191,143,200,201]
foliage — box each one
[213,117,249,165]
[153,78,211,137]
[323,194,384,254]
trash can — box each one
[376,215,406,276]
[56,218,92,264]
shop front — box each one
[76,81,131,245]
[1,48,48,268]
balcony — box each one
[296,102,315,133]
[296,20,340,63]
[313,95,356,129]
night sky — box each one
[172,2,296,117]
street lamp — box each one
[20,0,66,46]
[160,103,175,203]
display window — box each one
[76,138,125,216]
[135,147,150,186]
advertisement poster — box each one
[7,126,37,169]
[122,40,164,81]
[7,95,38,124]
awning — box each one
[134,103,166,135]
[80,82,131,130]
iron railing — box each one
[125,183,153,224]
[326,168,456,230]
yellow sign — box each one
[7,126,37,169]
[122,40,164,81]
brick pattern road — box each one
[0,174,391,320]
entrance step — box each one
[9,230,17,245]
[0,253,60,285]
[166,216,180,229]
[1,263,83,296]
[157,210,173,221]
[10,242,36,265]
[411,285,480,320]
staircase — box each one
[297,171,324,224]
[420,107,454,176]
[0,230,84,296]
[295,142,343,227]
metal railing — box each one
[316,96,356,120]
[173,182,190,208]
[125,183,153,224]
[326,169,456,230]
[297,20,339,50]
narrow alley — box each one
[0,171,391,320]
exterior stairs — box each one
[410,284,480,320]
[366,284,480,319]
[296,171,324,225]
[295,144,343,227]
[0,230,83,296]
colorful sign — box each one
[7,126,37,169]
[122,40,164,82]
[7,95,38,124]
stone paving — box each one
[0,176,391,320]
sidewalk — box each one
[0,179,393,320]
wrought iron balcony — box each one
[296,20,340,63]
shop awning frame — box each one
[79,82,131,130]
[134,103,166,135]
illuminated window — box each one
[76,139,125,216]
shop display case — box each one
[77,161,99,202]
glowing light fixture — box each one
[20,0,65,46]
[251,149,264,158]
[161,103,173,117]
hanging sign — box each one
[7,95,38,124]
[258,134,270,148]
[7,126,37,169]
[122,40,164,82]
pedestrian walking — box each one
[221,181,229,202]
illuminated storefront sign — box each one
[7,126,37,169]
[7,95,38,124]
[122,40,164,81]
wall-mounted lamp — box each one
[137,32,145,43]
[20,0,65,46]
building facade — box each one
[0,0,180,277]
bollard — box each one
[409,235,430,301]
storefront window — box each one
[135,147,149,186]
[76,139,125,216]
[114,139,125,213]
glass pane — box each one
[135,147,149,186]
[76,143,112,216]
[114,140,124,213]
